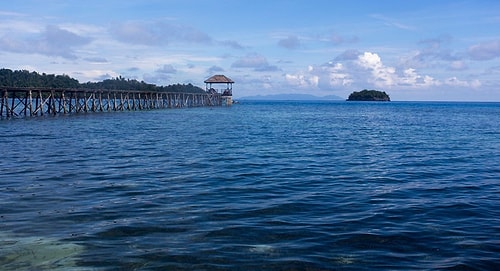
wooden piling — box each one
[0,87,222,119]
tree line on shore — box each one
[0,68,205,93]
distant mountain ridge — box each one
[238,93,343,101]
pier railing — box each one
[1,87,222,118]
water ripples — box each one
[1,102,499,270]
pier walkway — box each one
[1,87,222,118]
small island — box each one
[347,89,390,101]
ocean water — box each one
[1,100,499,270]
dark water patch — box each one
[96,225,189,238]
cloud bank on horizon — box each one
[0,0,499,101]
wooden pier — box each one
[0,87,222,118]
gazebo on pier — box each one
[204,75,234,105]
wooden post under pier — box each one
[0,87,222,118]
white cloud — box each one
[445,77,481,88]
[285,73,318,89]
[283,51,454,94]
[399,68,418,85]
[356,52,396,87]
[315,62,353,88]
[399,68,440,87]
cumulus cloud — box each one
[278,35,301,49]
[445,77,481,88]
[231,53,279,72]
[467,40,500,61]
[357,52,396,87]
[285,72,319,89]
[283,50,482,93]
[0,24,91,59]
[111,20,212,46]
[399,68,439,87]
[284,62,352,90]
[322,63,353,87]
[356,52,449,88]
[356,52,478,89]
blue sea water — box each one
[1,100,499,270]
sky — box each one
[1,0,499,101]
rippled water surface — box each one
[1,101,499,270]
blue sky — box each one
[1,0,499,101]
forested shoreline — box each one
[0,68,205,93]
